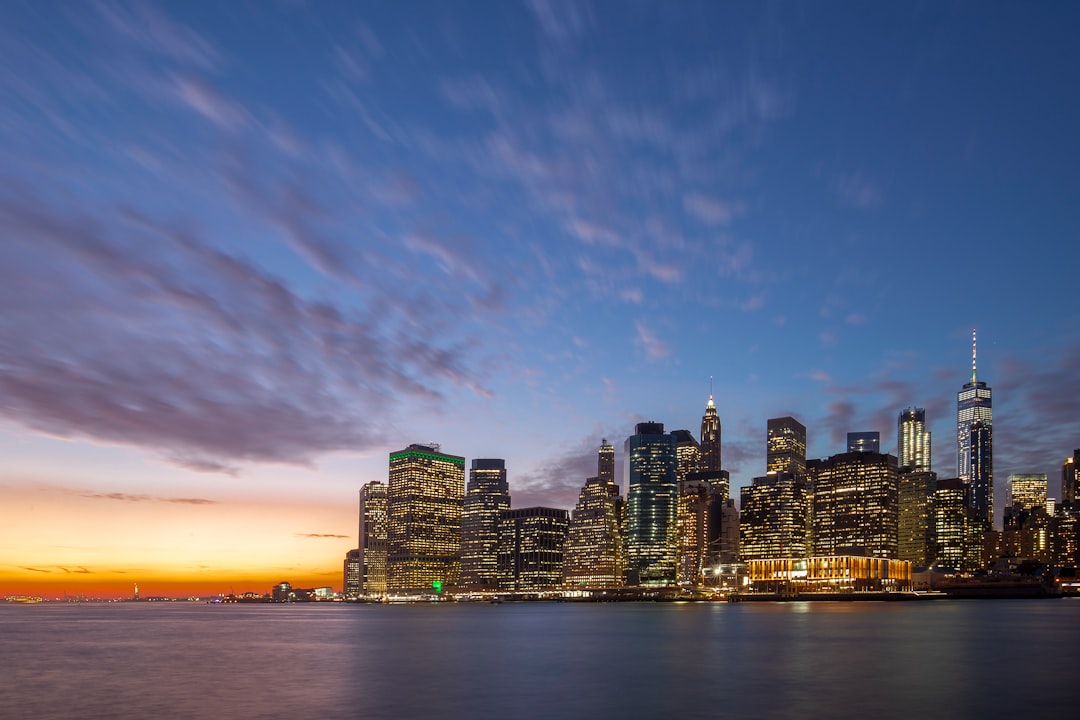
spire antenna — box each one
[971,328,977,384]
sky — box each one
[2,0,1079,598]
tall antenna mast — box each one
[971,328,977,384]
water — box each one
[3,600,1079,720]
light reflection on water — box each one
[2,600,1078,719]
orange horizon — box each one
[1,571,342,599]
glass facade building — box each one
[357,481,388,597]
[1007,474,1048,515]
[898,470,936,567]
[460,459,511,590]
[957,331,993,525]
[386,444,465,593]
[809,451,899,559]
[934,477,982,570]
[898,407,932,473]
[497,507,569,591]
[846,432,880,454]
[624,422,679,585]
[767,417,807,475]
[564,474,624,588]
[739,472,811,561]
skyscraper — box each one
[598,439,616,486]
[809,450,899,558]
[957,330,993,524]
[846,432,880,454]
[934,478,982,570]
[898,470,936,567]
[460,459,511,590]
[1063,450,1079,508]
[739,472,811,560]
[701,390,722,472]
[498,507,569,591]
[1007,474,1048,515]
[624,422,679,585]
[767,417,807,475]
[356,481,388,597]
[898,407,932,473]
[677,478,710,584]
[672,429,703,484]
[564,474,624,588]
[386,443,465,594]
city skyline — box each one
[3,1,1080,597]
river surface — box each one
[2,599,1079,719]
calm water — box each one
[2,599,1079,720]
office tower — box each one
[460,459,511,590]
[357,481,388,597]
[1052,505,1080,568]
[701,390,722,472]
[957,330,993,524]
[718,498,740,564]
[1007,474,1048,515]
[564,474,624,588]
[672,429,703,484]
[898,470,936,567]
[497,507,569,591]
[624,422,679,585]
[809,451,899,559]
[1063,450,1079,508]
[767,417,807,475]
[739,472,811,560]
[677,478,710,584]
[344,549,361,599]
[898,408,932,473]
[846,432,880,454]
[933,478,982,570]
[386,444,465,593]
[598,439,616,486]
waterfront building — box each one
[767,417,807,475]
[809,451,899,559]
[357,481,388,597]
[386,443,465,593]
[898,408,932,473]
[934,477,983,570]
[624,422,679,585]
[343,549,361,600]
[1053,505,1080,568]
[701,391,722,472]
[898,470,936,567]
[460,459,511,590]
[957,330,993,525]
[498,507,569,591]
[718,497,740,564]
[677,478,710,585]
[746,556,912,593]
[739,472,811,561]
[846,432,880,454]
[564,474,624,588]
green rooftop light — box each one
[431,581,443,593]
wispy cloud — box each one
[635,323,671,360]
[295,533,350,539]
[832,172,881,209]
[683,193,739,226]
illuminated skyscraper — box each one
[1007,474,1047,515]
[767,417,807,475]
[933,478,982,570]
[677,478,710,585]
[498,507,569,591]
[598,439,615,486]
[701,390,722,472]
[846,432,880,454]
[343,549,361,599]
[624,422,679,585]
[460,459,511,590]
[739,472,810,561]
[809,451,899,558]
[564,474,624,588]
[1063,450,1079,508]
[898,470,936,567]
[957,330,993,524]
[898,408,932,473]
[357,481,388,597]
[386,443,465,593]
[672,429,703,484]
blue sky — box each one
[2,1,1079,592]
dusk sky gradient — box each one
[3,1,1079,597]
